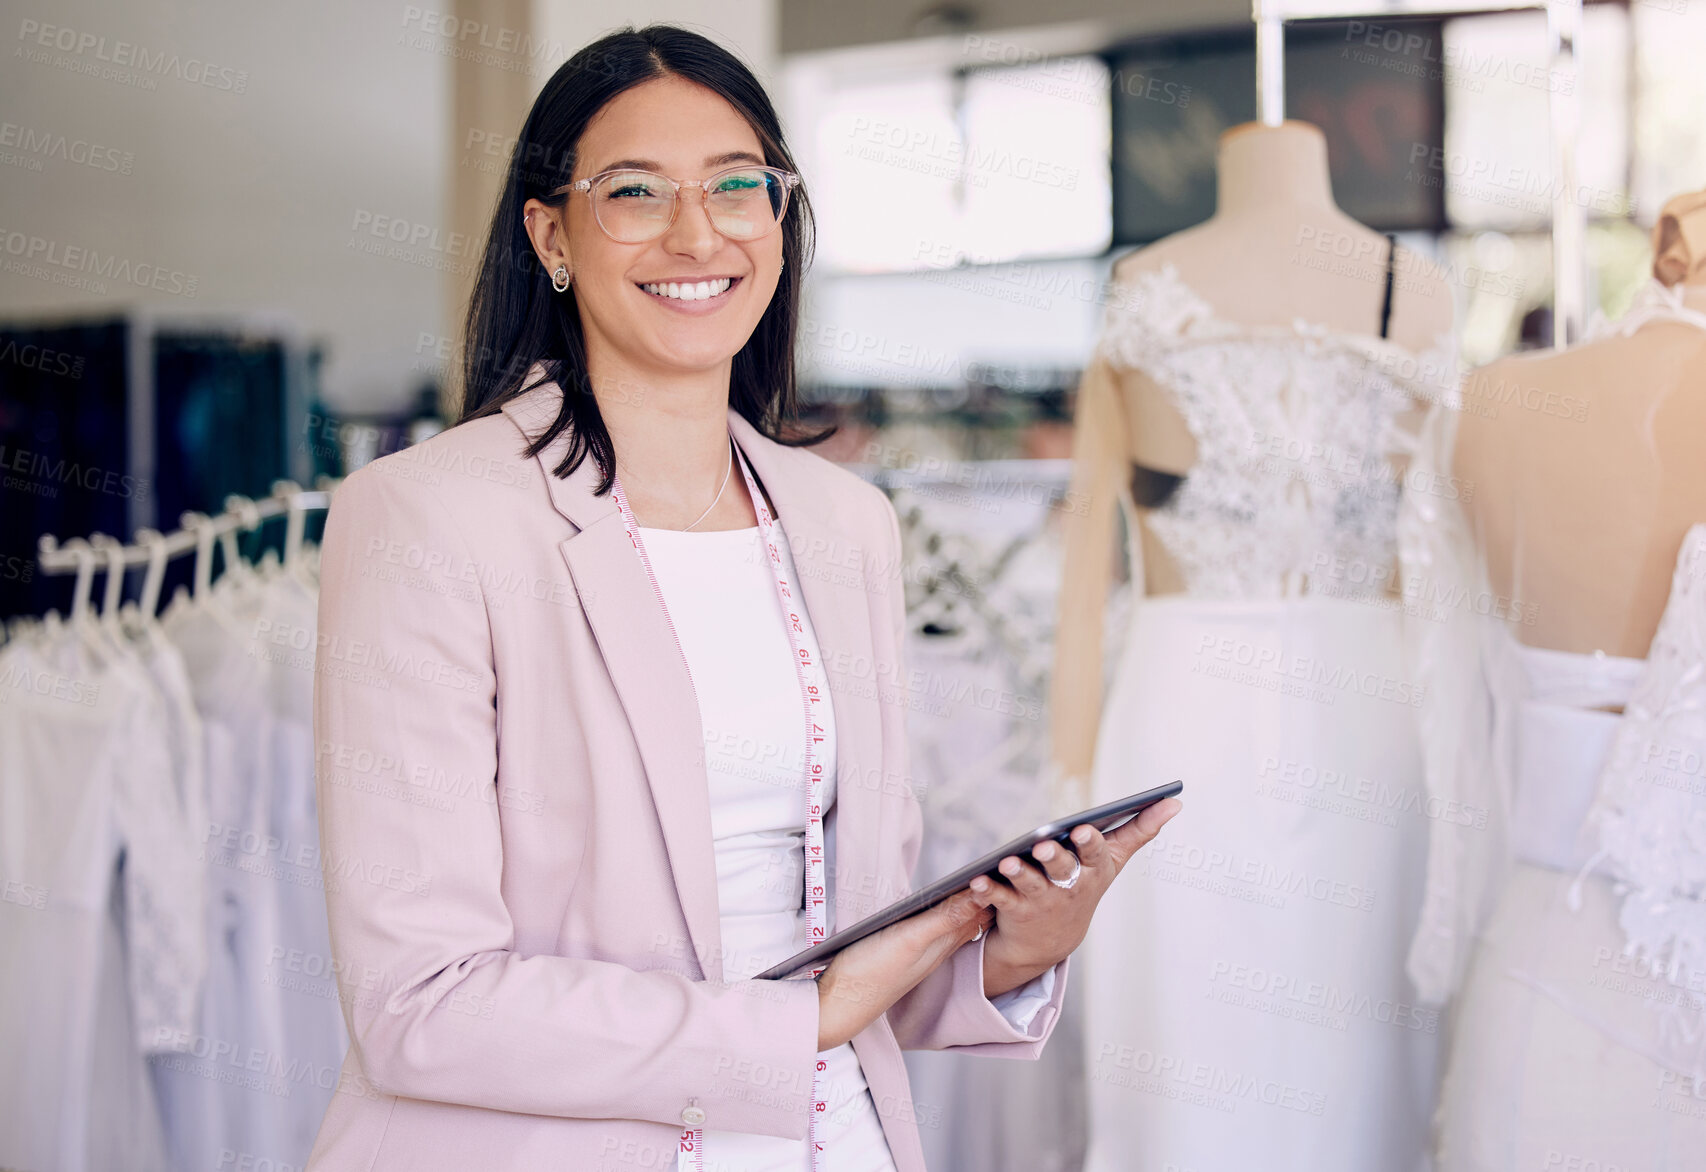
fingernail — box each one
[1073,827,1092,844]
[1035,843,1055,860]
[972,878,988,892]
[1002,859,1020,875]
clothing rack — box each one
[33,478,337,624]
[873,458,1071,696]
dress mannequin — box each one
[1051,119,1454,794]
[1452,192,1706,659]
[1422,189,1706,1170]
[1053,120,1457,1172]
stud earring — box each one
[780,255,786,273]
[551,265,571,292]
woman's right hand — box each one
[813,889,994,1050]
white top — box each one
[638,519,1053,1172]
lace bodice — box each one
[1580,524,1706,1074]
[1097,265,1458,600]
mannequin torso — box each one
[1056,132,1451,1172]
[1109,120,1455,593]
[1453,283,1706,659]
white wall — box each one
[535,0,777,91]
[0,0,784,416]
[0,0,448,414]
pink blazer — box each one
[305,371,1070,1172]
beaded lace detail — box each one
[1096,265,1458,600]
[1579,524,1706,1076]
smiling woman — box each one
[457,31,823,514]
[303,23,1177,1172]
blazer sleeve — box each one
[869,490,1071,1057]
[313,463,821,1139]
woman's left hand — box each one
[970,797,1181,998]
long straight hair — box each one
[456,25,831,494]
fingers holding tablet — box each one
[1030,839,1082,887]
[1074,795,1182,875]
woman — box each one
[306,25,1178,1172]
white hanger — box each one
[275,479,309,570]
[96,536,126,627]
[184,511,218,602]
[217,495,267,603]
[88,535,142,662]
[64,540,114,665]
[137,529,170,621]
[66,539,96,628]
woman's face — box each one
[525,75,786,382]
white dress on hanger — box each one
[1081,265,1453,1172]
[155,577,295,1171]
[0,620,193,1172]
[636,517,1054,1172]
[150,557,347,1172]
[246,559,348,1163]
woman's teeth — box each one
[640,277,734,302]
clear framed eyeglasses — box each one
[552,165,801,244]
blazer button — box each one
[681,1105,707,1127]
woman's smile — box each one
[637,273,744,312]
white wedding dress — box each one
[1403,283,1706,1170]
[1081,266,1454,1172]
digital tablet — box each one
[754,780,1183,980]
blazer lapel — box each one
[499,371,890,977]
[501,377,722,978]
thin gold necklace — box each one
[619,434,733,531]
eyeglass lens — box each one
[590,168,788,243]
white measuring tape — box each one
[609,431,832,1172]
